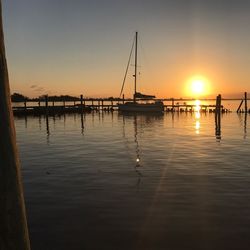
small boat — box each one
[117,32,164,112]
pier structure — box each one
[12,94,250,116]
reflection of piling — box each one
[46,115,50,137]
[81,112,84,134]
[244,112,247,138]
[215,94,221,139]
[0,1,30,248]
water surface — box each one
[15,112,250,250]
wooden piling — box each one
[80,95,83,113]
[122,94,125,104]
[172,98,174,111]
[0,0,30,248]
[24,99,27,113]
[237,100,244,113]
[215,95,222,139]
[45,95,48,114]
[245,92,248,113]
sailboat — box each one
[117,32,164,112]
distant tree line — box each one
[11,93,79,102]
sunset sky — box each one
[3,0,250,98]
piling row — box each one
[12,93,250,116]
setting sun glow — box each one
[186,75,211,97]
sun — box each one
[186,75,210,97]
[191,80,204,94]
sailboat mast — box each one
[134,31,138,102]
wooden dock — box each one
[12,94,250,116]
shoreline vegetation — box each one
[11,93,80,102]
[11,93,119,102]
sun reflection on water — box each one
[195,100,201,134]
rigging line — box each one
[119,35,135,97]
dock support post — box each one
[245,92,248,113]
[80,95,83,113]
[45,95,48,115]
[24,99,27,113]
[102,100,104,110]
[237,100,244,113]
[123,94,125,104]
[0,1,30,248]
[215,94,221,139]
[172,98,174,112]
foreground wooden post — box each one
[0,1,30,249]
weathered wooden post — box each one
[98,100,100,110]
[45,94,48,115]
[0,1,30,249]
[80,94,83,113]
[101,99,104,110]
[24,99,27,113]
[245,92,248,113]
[122,94,125,104]
[215,94,221,139]
[237,100,244,113]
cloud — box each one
[35,87,44,92]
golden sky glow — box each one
[4,1,250,98]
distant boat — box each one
[117,32,164,112]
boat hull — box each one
[117,102,164,112]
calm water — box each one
[15,111,250,250]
